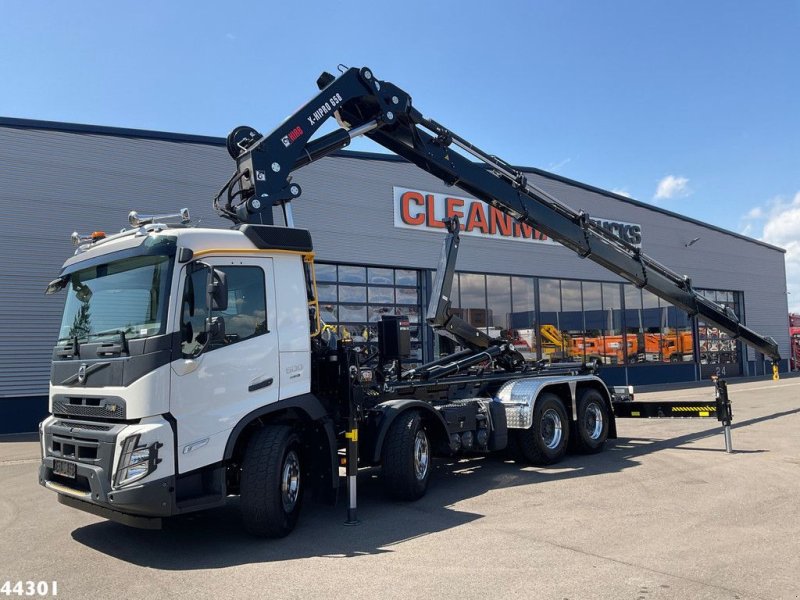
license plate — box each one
[53,459,76,479]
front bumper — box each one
[39,416,176,523]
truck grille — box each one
[50,433,100,462]
[52,395,126,420]
[55,421,112,432]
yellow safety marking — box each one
[304,255,323,337]
[191,248,315,259]
[345,429,359,442]
[670,406,716,412]
[190,248,323,337]
[699,411,710,417]
[773,364,780,381]
[631,411,640,417]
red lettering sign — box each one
[400,191,425,225]
[465,202,489,234]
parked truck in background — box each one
[39,66,781,537]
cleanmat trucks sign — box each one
[392,187,643,247]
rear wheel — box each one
[382,410,431,500]
[574,388,609,454]
[240,425,303,537]
[516,393,569,466]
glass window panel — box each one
[560,280,583,361]
[623,285,643,364]
[639,289,662,363]
[581,282,604,363]
[395,269,418,286]
[315,263,337,282]
[599,283,625,364]
[369,305,397,323]
[368,268,394,285]
[210,266,267,350]
[320,303,338,323]
[368,287,394,304]
[697,288,741,374]
[539,278,561,312]
[338,265,366,283]
[316,283,337,302]
[338,285,366,303]
[539,279,570,362]
[396,288,419,305]
[664,306,693,363]
[511,277,537,360]
[399,305,420,323]
[339,304,366,322]
[486,275,511,334]
[459,273,488,330]
[582,282,603,335]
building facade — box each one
[0,118,790,433]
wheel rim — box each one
[541,409,563,449]
[584,402,604,440]
[413,429,430,480]
[281,449,301,513]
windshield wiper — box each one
[55,335,82,359]
[91,328,131,355]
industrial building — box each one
[0,117,790,433]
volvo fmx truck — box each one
[39,66,781,537]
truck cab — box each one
[39,220,325,530]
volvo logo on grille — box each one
[77,364,87,384]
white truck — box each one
[39,66,778,537]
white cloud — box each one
[742,191,800,313]
[611,188,632,198]
[654,175,691,200]
[745,206,763,219]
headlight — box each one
[115,434,160,487]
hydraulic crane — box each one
[217,66,781,370]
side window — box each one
[213,266,267,348]
[180,267,209,357]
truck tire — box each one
[574,388,609,454]
[240,425,303,537]
[382,410,431,500]
[516,393,569,466]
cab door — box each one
[170,257,279,474]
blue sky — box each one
[2,1,799,309]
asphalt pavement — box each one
[1,377,799,600]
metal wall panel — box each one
[0,124,790,397]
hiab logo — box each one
[281,126,304,147]
[392,187,642,247]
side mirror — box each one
[209,315,226,343]
[45,276,68,295]
[209,269,228,311]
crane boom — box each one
[216,66,780,363]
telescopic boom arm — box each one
[216,66,781,363]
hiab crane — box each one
[39,66,781,537]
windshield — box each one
[58,254,173,342]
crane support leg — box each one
[714,377,734,453]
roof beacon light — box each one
[128,208,191,228]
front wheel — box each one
[240,425,303,537]
[515,393,570,466]
[382,410,432,500]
